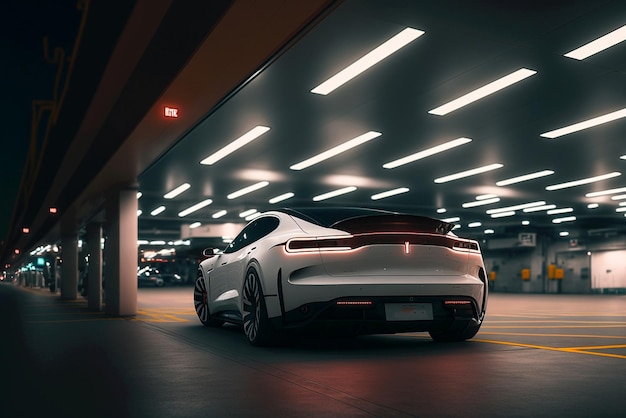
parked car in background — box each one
[138,266,183,287]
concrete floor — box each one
[1,283,625,418]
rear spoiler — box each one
[331,214,454,235]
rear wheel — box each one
[194,275,223,327]
[242,267,276,346]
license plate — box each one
[385,303,433,321]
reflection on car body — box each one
[194,207,488,346]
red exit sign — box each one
[164,106,179,118]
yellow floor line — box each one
[475,339,626,359]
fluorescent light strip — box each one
[310,27,425,95]
[428,68,537,116]
[552,216,576,224]
[620,202,626,206]
[137,192,142,199]
[564,24,626,60]
[547,208,574,215]
[621,155,626,160]
[227,181,269,199]
[585,187,626,197]
[212,210,227,219]
[491,211,516,218]
[476,194,498,200]
[484,229,495,234]
[616,207,626,212]
[441,217,460,223]
[164,183,191,199]
[189,222,201,229]
[496,170,555,186]
[371,187,409,200]
[487,201,546,214]
[178,199,213,217]
[269,192,294,204]
[437,208,447,213]
[137,210,142,217]
[611,194,626,200]
[313,186,357,202]
[290,131,381,170]
[588,203,599,209]
[151,206,166,216]
[523,204,556,213]
[383,137,471,169]
[545,172,621,190]
[200,126,270,165]
[522,220,530,225]
[435,163,503,183]
[245,212,262,221]
[239,209,258,218]
[540,108,626,138]
[559,231,570,237]
[462,197,500,208]
[468,222,482,228]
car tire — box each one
[428,321,481,342]
[242,267,276,346]
[194,275,223,327]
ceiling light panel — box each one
[522,204,556,213]
[434,163,503,183]
[441,217,460,223]
[383,137,471,169]
[200,126,270,165]
[487,201,546,214]
[490,211,516,218]
[313,186,357,201]
[564,24,626,60]
[585,187,626,197]
[547,208,574,215]
[552,216,576,223]
[290,131,382,170]
[212,210,227,219]
[496,170,555,186]
[164,183,191,199]
[269,192,295,204]
[611,194,626,200]
[462,197,500,208]
[239,209,258,218]
[476,194,498,200]
[540,108,626,138]
[151,206,166,216]
[227,181,270,199]
[178,199,213,217]
[310,27,425,95]
[371,187,409,200]
[545,172,621,190]
[428,68,537,116]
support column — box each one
[104,188,138,316]
[86,222,103,311]
[60,234,79,300]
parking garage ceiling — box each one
[137,0,626,244]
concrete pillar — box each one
[104,188,138,316]
[60,234,79,300]
[86,222,103,311]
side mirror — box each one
[202,248,216,258]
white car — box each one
[194,207,488,346]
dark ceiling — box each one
[136,0,626,247]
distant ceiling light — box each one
[587,203,599,209]
[212,210,227,219]
[462,197,500,208]
[620,202,626,206]
[49,207,58,214]
[585,187,626,197]
[371,187,410,200]
[137,240,149,245]
[437,208,447,213]
[468,222,482,228]
[428,68,537,116]
[522,220,530,225]
[200,126,270,165]
[484,229,495,234]
[616,207,626,213]
[496,170,555,186]
[150,240,166,245]
[476,194,498,200]
[540,108,626,138]
[178,199,213,217]
[487,201,546,214]
[310,27,425,95]
[545,172,621,190]
[239,209,258,218]
[452,224,461,230]
[441,217,460,223]
[313,186,357,201]
[137,192,142,199]
[227,181,269,199]
[137,210,143,217]
[552,216,576,224]
[383,137,472,169]
[189,222,201,229]
[22,228,29,234]
[164,183,191,199]
[14,249,20,254]
[150,206,166,216]
[290,131,382,170]
[621,155,626,160]
[611,194,626,200]
[547,208,574,215]
[523,204,557,213]
[559,231,570,237]
[434,163,503,183]
[490,211,516,218]
[269,192,294,204]
[245,212,262,221]
[564,24,626,60]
